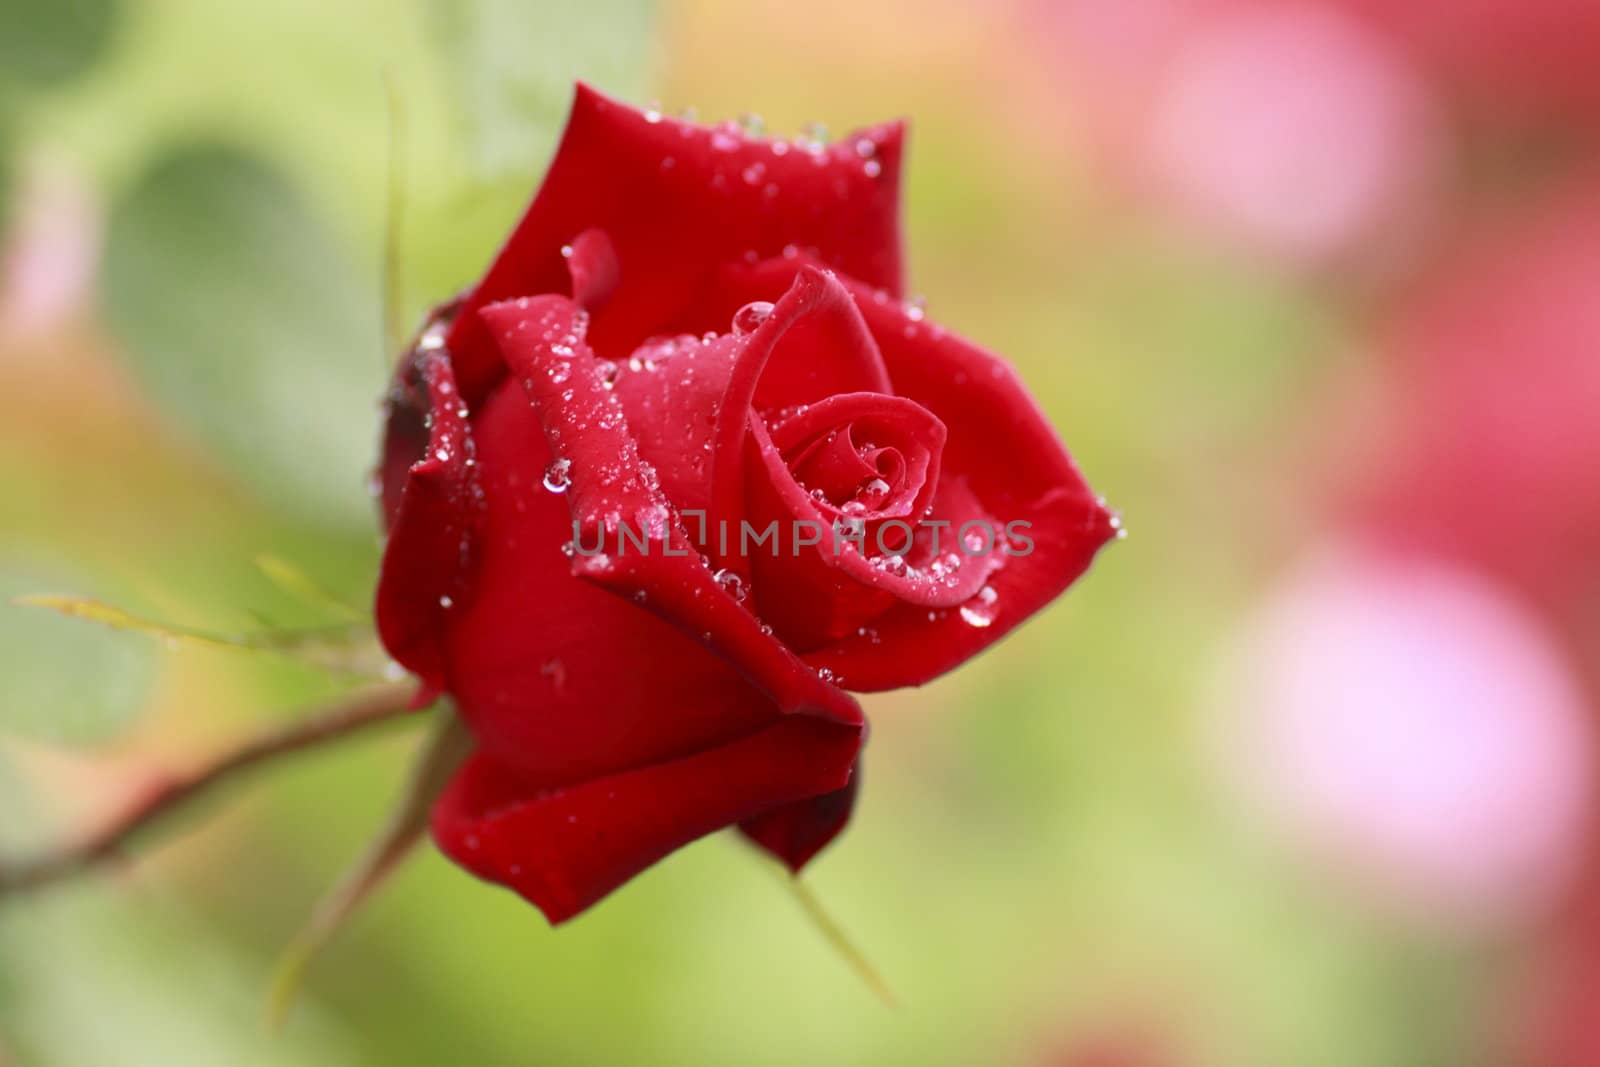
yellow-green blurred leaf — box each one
[99,142,382,532]
[427,0,657,177]
[0,567,155,747]
[12,594,389,678]
[0,0,120,91]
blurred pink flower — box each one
[0,157,101,341]
[1028,0,1445,267]
[1334,0,1600,122]
[1213,542,1594,931]
[1040,1020,1178,1067]
[1357,183,1600,614]
[1142,2,1443,264]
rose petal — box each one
[564,227,620,310]
[744,419,1000,649]
[435,716,860,923]
[435,377,816,783]
[740,763,861,872]
[707,266,894,563]
[374,348,483,705]
[677,254,1116,687]
[478,294,864,731]
[606,266,895,545]
[766,391,944,521]
[805,287,1117,689]
[444,84,905,403]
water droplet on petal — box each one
[543,458,573,493]
[858,477,891,507]
[732,301,775,336]
[960,585,1000,628]
[713,567,749,603]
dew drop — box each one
[858,477,891,507]
[872,552,908,576]
[732,300,775,336]
[713,567,749,603]
[959,585,1000,628]
[543,457,573,493]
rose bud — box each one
[375,85,1115,923]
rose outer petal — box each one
[740,763,861,873]
[374,348,483,705]
[435,715,859,923]
[443,84,905,404]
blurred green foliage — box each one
[101,142,382,532]
[428,0,657,176]
[0,565,155,746]
[0,0,120,91]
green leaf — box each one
[0,0,120,91]
[426,0,658,176]
[253,555,365,623]
[0,566,155,747]
[99,142,383,532]
[12,594,390,678]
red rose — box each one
[375,84,1115,923]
